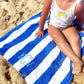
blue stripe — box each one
[0,12,41,41]
[61,73,73,84]
[81,47,84,57]
[79,32,84,38]
[19,41,56,78]
[34,52,66,84]
[8,29,48,65]
[0,22,39,56]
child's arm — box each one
[35,0,52,37]
[75,1,84,32]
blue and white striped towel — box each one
[0,12,84,84]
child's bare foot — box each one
[72,59,84,75]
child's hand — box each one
[35,29,44,38]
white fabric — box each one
[49,0,82,29]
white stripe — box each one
[48,57,70,84]
[25,46,60,84]
[4,20,49,60]
[4,27,39,60]
[0,17,40,48]
[24,36,84,84]
[14,35,52,71]
[80,37,84,48]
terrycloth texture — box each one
[0,12,84,84]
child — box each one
[35,0,84,75]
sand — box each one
[0,0,84,84]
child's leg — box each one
[62,26,81,58]
[48,25,84,75]
[62,26,84,75]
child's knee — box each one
[70,34,80,44]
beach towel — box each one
[0,12,84,84]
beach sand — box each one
[0,0,84,84]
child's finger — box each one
[40,33,44,37]
[39,34,41,38]
[35,32,39,37]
